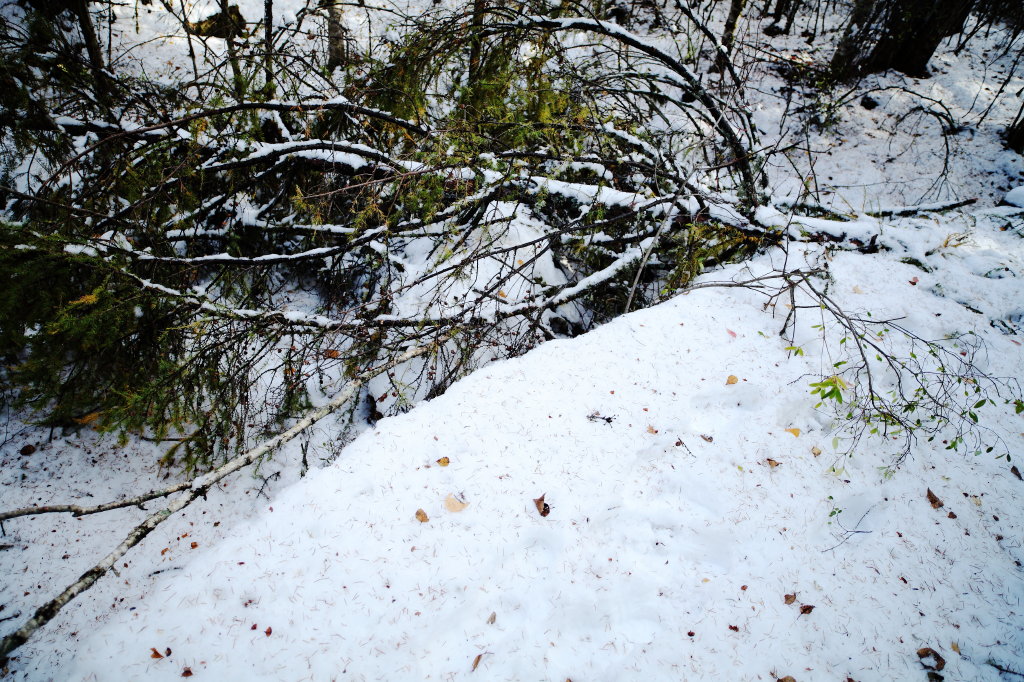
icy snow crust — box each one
[57,207,1024,681]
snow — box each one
[3,1,1024,680]
[4,206,1023,680]
[1006,186,1024,207]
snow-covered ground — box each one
[4,204,1024,680]
[3,2,1024,680]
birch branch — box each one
[0,340,439,664]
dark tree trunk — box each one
[831,0,975,80]
[1008,103,1024,153]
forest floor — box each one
[2,1,1024,680]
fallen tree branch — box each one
[0,481,193,526]
[0,339,440,664]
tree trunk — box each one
[72,0,112,109]
[327,1,347,70]
[1008,102,1024,153]
[713,0,747,73]
[264,0,274,97]
[831,0,975,80]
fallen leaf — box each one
[160,548,169,556]
[728,625,739,632]
[497,290,507,298]
[917,647,946,671]
[726,329,737,338]
[947,511,957,519]
[700,434,713,443]
[799,604,815,615]
[436,456,450,467]
[784,593,796,605]
[533,494,550,517]
[852,285,864,293]
[726,375,739,385]
[909,276,919,285]
[1011,466,1022,481]
[73,411,101,425]
[166,648,172,656]
[486,612,496,625]
[811,446,822,456]
[767,458,780,468]
[444,494,469,513]
[251,624,257,630]
[784,427,801,437]
[471,653,484,672]
[322,349,341,359]
[190,542,198,549]
[415,509,429,523]
[181,668,193,678]
[265,626,272,637]
[646,425,658,434]
[951,641,960,654]
[926,488,943,509]
[150,648,164,659]
[971,495,982,506]
[777,677,796,682]
[19,444,35,456]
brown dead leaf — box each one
[728,625,739,632]
[322,349,341,359]
[700,434,713,443]
[784,427,801,437]
[160,548,169,556]
[784,593,796,605]
[947,511,957,519]
[533,494,550,517]
[190,542,198,549]
[265,626,272,637]
[181,668,193,678]
[799,604,815,615]
[415,509,429,523]
[950,641,960,654]
[646,425,658,434]
[777,677,797,682]
[726,375,739,385]
[486,612,496,625]
[19,444,35,456]
[471,653,484,672]
[73,411,101,425]
[444,494,469,513]
[250,624,257,630]
[811,446,822,456]
[926,488,944,509]
[917,647,946,671]
[497,290,507,298]
[150,648,164,659]
[436,456,450,467]
[767,458,780,468]
[1011,465,1022,480]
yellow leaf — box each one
[497,290,507,298]
[726,375,739,385]
[74,411,101,425]
[811,446,822,456]
[646,425,658,434]
[444,494,469,512]
[767,458,780,468]
[415,509,429,523]
[951,641,960,654]
[70,293,98,305]
[436,456,450,467]
[784,427,801,437]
